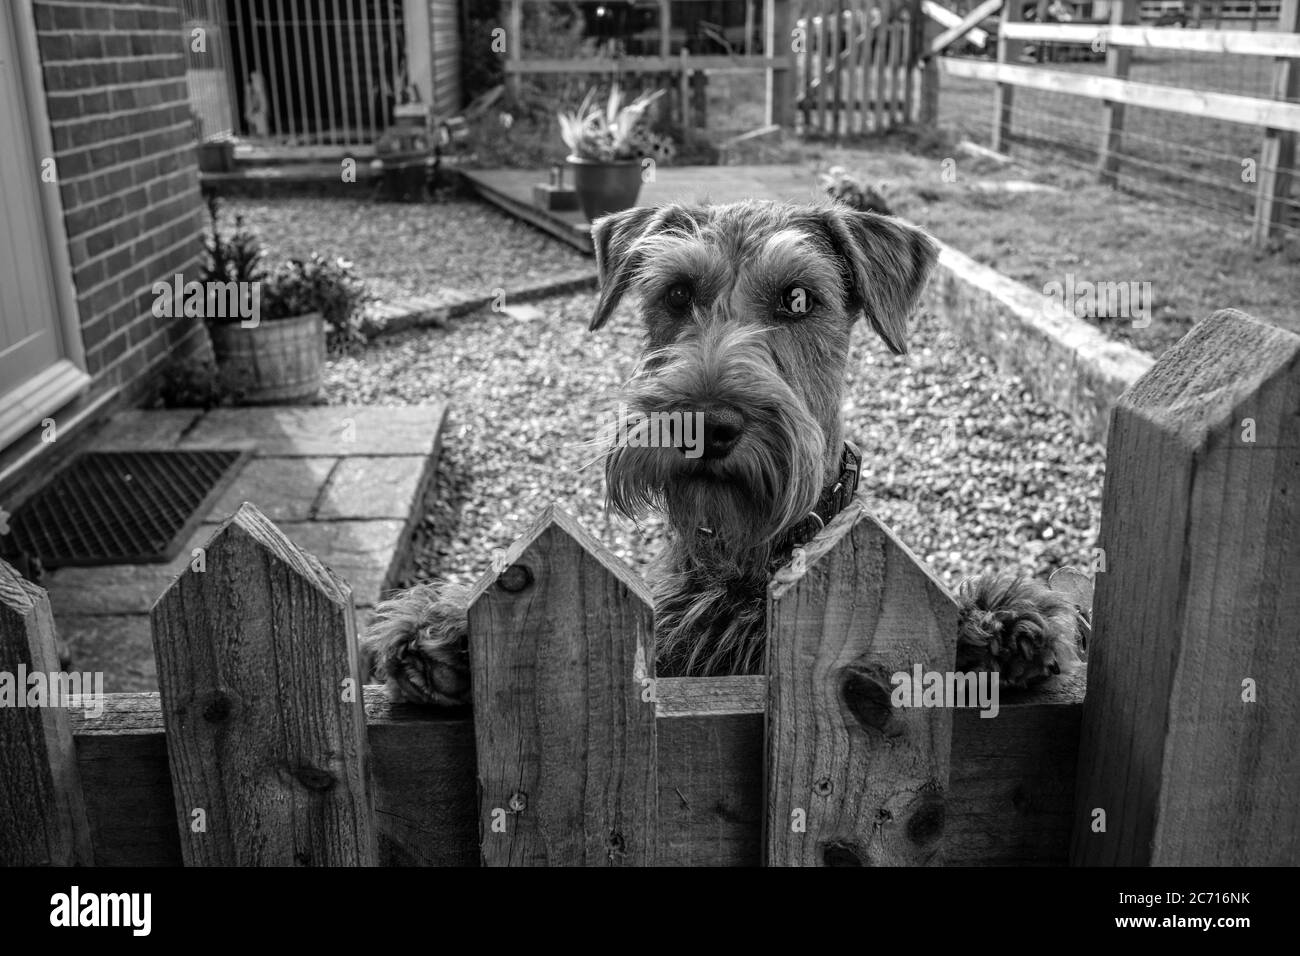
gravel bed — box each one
[324,290,1106,593]
[221,197,588,305]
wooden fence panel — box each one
[1072,310,1300,866]
[469,506,657,866]
[151,503,376,866]
[765,500,960,866]
[0,559,92,865]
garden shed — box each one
[183,0,462,147]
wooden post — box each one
[151,503,376,866]
[904,0,917,123]
[1072,310,1300,866]
[506,0,522,101]
[0,559,92,865]
[679,49,692,149]
[1098,0,1138,187]
[470,507,657,866]
[920,6,940,126]
[768,0,795,127]
[992,0,1021,151]
[765,501,959,866]
[1252,0,1299,245]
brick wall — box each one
[33,0,206,403]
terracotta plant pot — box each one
[209,311,324,405]
[567,156,644,222]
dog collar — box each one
[775,440,862,555]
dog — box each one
[361,199,1082,706]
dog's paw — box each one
[361,583,471,707]
[955,572,1083,689]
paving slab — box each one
[178,405,446,457]
[58,614,158,694]
[44,525,214,615]
[207,456,338,523]
[276,519,407,607]
[85,409,201,450]
[315,455,428,520]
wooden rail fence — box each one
[2,310,1297,866]
[927,0,1300,244]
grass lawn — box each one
[794,135,1300,356]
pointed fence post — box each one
[0,559,93,865]
[470,506,657,866]
[1073,310,1300,865]
[766,502,960,866]
[151,503,376,866]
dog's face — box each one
[592,200,937,553]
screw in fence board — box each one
[0,559,92,865]
[1252,0,1299,246]
[150,503,377,866]
[469,506,656,866]
[1071,310,1300,866]
[765,500,959,866]
[1098,0,1138,188]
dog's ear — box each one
[820,207,938,355]
[589,205,661,331]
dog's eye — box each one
[664,283,693,314]
[778,285,815,316]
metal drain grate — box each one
[1,449,251,568]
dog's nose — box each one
[699,406,745,459]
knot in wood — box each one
[497,564,533,593]
[508,790,528,812]
[291,765,336,792]
[201,690,232,723]
[813,776,833,796]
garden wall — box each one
[33,0,207,404]
[922,240,1155,445]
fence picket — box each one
[0,559,92,865]
[469,506,657,866]
[150,503,376,866]
[765,501,959,866]
[1072,310,1300,865]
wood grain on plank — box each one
[765,500,960,866]
[70,676,1084,866]
[468,506,657,865]
[1073,310,1300,866]
[0,559,92,865]
[150,503,376,866]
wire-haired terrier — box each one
[362,199,1083,706]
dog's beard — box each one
[603,323,827,557]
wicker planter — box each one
[567,156,643,222]
[209,311,324,405]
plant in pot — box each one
[202,198,370,405]
[558,85,664,221]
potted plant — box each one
[202,198,370,404]
[559,85,664,221]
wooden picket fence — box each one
[795,0,924,135]
[2,309,1298,867]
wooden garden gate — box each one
[794,0,926,135]
[2,310,1298,867]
